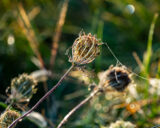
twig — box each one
[28,6,40,20]
[50,0,69,69]
[57,88,100,128]
[132,52,144,70]
[8,64,74,128]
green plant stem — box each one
[8,64,74,128]
[143,13,159,76]
[57,88,100,128]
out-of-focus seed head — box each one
[0,109,20,128]
[8,73,37,105]
[108,120,136,128]
[98,66,131,92]
[71,32,101,65]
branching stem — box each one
[8,64,74,128]
[57,88,100,128]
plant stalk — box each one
[8,64,74,128]
[57,88,100,128]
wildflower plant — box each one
[57,65,132,128]
[7,74,37,108]
[8,32,101,128]
[0,110,20,128]
[70,32,101,65]
[99,65,131,91]
[0,1,159,128]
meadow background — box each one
[0,0,160,127]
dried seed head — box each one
[0,110,20,128]
[99,66,131,91]
[8,73,37,105]
[71,32,101,65]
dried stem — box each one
[8,64,74,128]
[17,3,49,98]
[132,52,144,70]
[57,88,100,128]
[50,0,69,69]
[18,3,45,69]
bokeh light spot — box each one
[126,4,135,14]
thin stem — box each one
[50,0,69,69]
[5,100,14,110]
[8,64,74,128]
[57,88,100,128]
[18,3,45,69]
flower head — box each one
[71,32,101,65]
[99,66,131,91]
[0,110,20,128]
[8,73,37,105]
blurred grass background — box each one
[0,0,160,127]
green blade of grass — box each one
[143,13,159,77]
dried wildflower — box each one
[108,120,136,128]
[7,73,37,106]
[70,32,101,65]
[99,66,131,91]
[0,110,20,128]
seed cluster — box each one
[99,66,131,92]
[0,110,20,128]
[106,66,131,91]
[9,73,37,104]
[71,33,101,65]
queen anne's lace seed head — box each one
[0,110,20,128]
[71,32,101,65]
[99,66,131,91]
[8,73,37,105]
